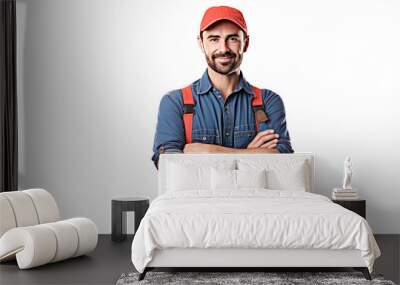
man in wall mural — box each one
[152,6,294,168]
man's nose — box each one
[218,40,229,53]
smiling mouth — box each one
[216,56,233,62]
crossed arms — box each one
[183,129,279,154]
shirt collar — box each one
[196,69,255,96]
[196,70,213,95]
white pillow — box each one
[211,168,268,190]
[237,169,268,189]
[166,160,235,191]
[266,163,307,191]
[211,168,236,190]
[237,159,310,192]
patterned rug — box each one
[116,271,396,285]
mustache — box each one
[212,52,235,59]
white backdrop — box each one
[16,0,400,233]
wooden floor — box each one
[0,234,398,285]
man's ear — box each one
[243,35,250,53]
[197,35,205,53]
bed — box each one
[131,153,381,281]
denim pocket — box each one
[192,129,220,144]
[233,125,256,148]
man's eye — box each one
[229,37,239,42]
[210,38,218,42]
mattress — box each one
[131,189,381,273]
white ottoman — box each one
[0,189,98,269]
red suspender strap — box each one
[181,85,194,144]
[251,86,263,107]
[251,86,268,131]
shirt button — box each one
[225,132,230,137]
[224,107,228,112]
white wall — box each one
[17,0,400,233]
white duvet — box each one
[131,189,380,273]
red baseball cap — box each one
[200,6,248,35]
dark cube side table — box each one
[111,197,149,242]
[332,199,366,219]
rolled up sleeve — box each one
[263,91,294,153]
[152,91,185,168]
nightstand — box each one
[332,199,366,219]
[111,197,150,241]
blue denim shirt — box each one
[152,70,294,167]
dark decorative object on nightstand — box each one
[111,197,149,241]
[332,199,366,219]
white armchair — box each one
[0,188,98,269]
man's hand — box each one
[247,129,279,149]
[183,143,217,154]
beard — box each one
[205,51,242,75]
